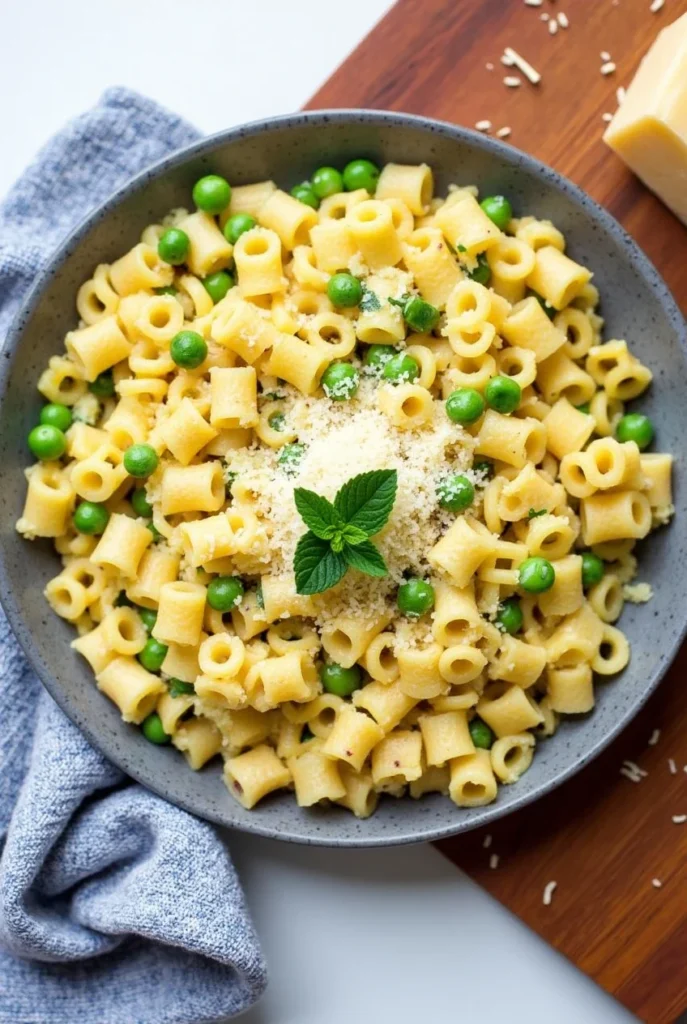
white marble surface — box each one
[2,2,639,1020]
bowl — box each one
[1,110,685,847]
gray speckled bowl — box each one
[1,110,685,847]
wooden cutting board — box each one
[306,2,687,1021]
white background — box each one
[1,2,640,1021]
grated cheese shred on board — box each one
[225,378,474,631]
[543,881,557,906]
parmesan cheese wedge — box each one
[604,13,687,224]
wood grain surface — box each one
[306,2,687,1021]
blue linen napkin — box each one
[0,88,267,1024]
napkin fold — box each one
[0,88,267,1024]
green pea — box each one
[28,424,66,461]
[382,353,420,385]
[342,159,380,193]
[269,411,286,432]
[40,403,72,432]
[615,413,654,451]
[480,195,512,230]
[469,717,494,750]
[73,501,110,535]
[446,388,485,425]
[157,227,190,265]
[402,296,440,333]
[224,213,256,244]
[124,443,159,478]
[207,576,245,612]
[170,330,208,369]
[138,637,168,673]
[131,487,153,518]
[363,344,397,371]
[192,174,231,214]
[576,402,591,415]
[321,362,359,401]
[290,183,319,209]
[437,474,475,513]
[519,556,556,594]
[581,551,605,589]
[467,253,491,286]
[495,597,523,635]
[138,607,157,633]
[397,578,435,617]
[473,459,494,480]
[278,442,306,475]
[485,375,521,414]
[202,270,234,304]
[530,290,556,320]
[141,712,171,745]
[311,166,344,199]
[319,662,362,697]
[327,272,363,308]
[89,370,115,398]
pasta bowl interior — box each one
[1,110,685,846]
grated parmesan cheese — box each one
[648,728,661,746]
[225,379,473,630]
[483,833,493,848]
[669,758,677,775]
[543,881,557,905]
[489,853,500,869]
[652,878,663,889]
[672,814,687,824]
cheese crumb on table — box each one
[543,881,557,906]
[623,582,653,603]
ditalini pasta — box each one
[18,159,673,817]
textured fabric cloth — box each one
[0,88,267,1024]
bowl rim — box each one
[1,107,686,847]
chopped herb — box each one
[169,678,195,698]
[359,288,382,312]
[528,508,547,519]
[467,253,491,286]
[456,244,467,253]
[255,581,264,609]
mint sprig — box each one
[293,470,397,595]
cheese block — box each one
[604,12,687,225]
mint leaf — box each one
[169,678,195,698]
[330,531,345,554]
[294,531,348,594]
[341,523,369,546]
[294,487,342,539]
[360,288,381,312]
[528,507,547,519]
[343,539,388,578]
[334,469,398,537]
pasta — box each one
[18,158,673,819]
